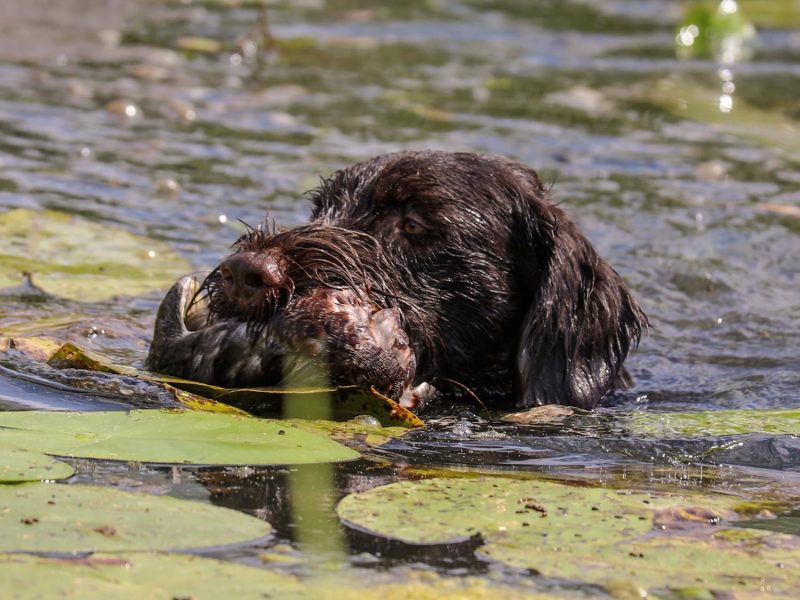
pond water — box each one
[0,0,799,596]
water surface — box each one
[1,0,798,592]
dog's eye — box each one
[402,219,427,235]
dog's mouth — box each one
[146,271,429,408]
[145,224,438,408]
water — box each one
[0,0,799,589]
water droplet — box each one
[106,100,143,120]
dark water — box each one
[1,0,799,587]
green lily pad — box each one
[0,553,562,600]
[676,2,756,60]
[0,447,74,482]
[646,78,800,156]
[0,209,190,301]
[153,376,423,428]
[0,410,360,465]
[0,482,272,553]
[337,477,800,595]
[288,418,410,452]
[0,553,301,599]
[625,408,800,438]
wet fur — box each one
[204,151,648,409]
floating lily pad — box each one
[0,482,271,553]
[0,336,62,362]
[154,377,423,428]
[0,553,302,599]
[0,209,190,301]
[625,408,800,438]
[337,477,800,595]
[40,342,246,414]
[0,553,559,600]
[47,341,423,427]
[47,342,139,377]
[0,447,74,482]
[288,418,410,452]
[500,404,576,425]
[646,78,800,156]
[0,410,360,465]
[676,2,756,60]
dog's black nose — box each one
[218,251,284,306]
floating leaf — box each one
[0,336,62,362]
[625,408,800,438]
[0,209,190,302]
[288,418,410,452]
[759,203,800,218]
[645,78,800,156]
[46,341,423,427]
[152,376,423,427]
[0,553,558,600]
[500,404,576,424]
[676,2,756,61]
[0,410,360,465]
[48,342,138,376]
[337,477,800,595]
[176,36,223,54]
[0,483,271,553]
[43,342,248,415]
[0,553,302,599]
[0,447,74,482]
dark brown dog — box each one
[147,151,647,410]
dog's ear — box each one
[512,176,648,409]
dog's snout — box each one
[218,251,284,304]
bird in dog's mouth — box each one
[146,224,432,409]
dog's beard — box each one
[200,224,398,328]
[147,223,428,406]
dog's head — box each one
[308,151,648,409]
[190,151,646,409]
